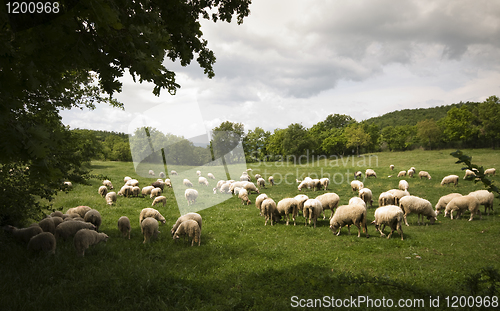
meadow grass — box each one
[1,149,500,310]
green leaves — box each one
[451,150,499,194]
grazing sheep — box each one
[315,192,340,219]
[165,179,172,188]
[55,221,96,241]
[141,218,159,243]
[103,180,114,189]
[117,216,131,239]
[365,169,377,178]
[320,177,330,190]
[297,179,312,191]
[63,181,73,188]
[98,186,108,197]
[172,219,201,246]
[303,199,323,228]
[441,175,459,186]
[118,185,133,197]
[351,180,364,192]
[243,182,260,194]
[50,211,65,218]
[4,225,43,243]
[277,198,299,226]
[418,171,432,180]
[207,173,215,179]
[435,193,463,215]
[183,179,193,188]
[398,180,409,191]
[254,173,262,180]
[349,197,366,210]
[354,171,362,179]
[390,164,395,171]
[198,176,209,186]
[171,213,202,236]
[371,205,404,240]
[139,208,166,228]
[255,193,269,215]
[148,169,155,176]
[294,194,309,213]
[310,179,322,191]
[150,187,162,199]
[171,170,178,175]
[124,176,132,183]
[399,196,437,226]
[38,217,56,234]
[238,188,251,205]
[159,172,166,178]
[463,169,477,179]
[445,195,481,221]
[74,229,109,257]
[196,170,201,176]
[151,181,165,190]
[387,189,410,206]
[84,209,102,231]
[142,186,154,197]
[27,232,56,254]
[378,191,395,207]
[257,177,266,188]
[126,179,139,187]
[51,216,64,228]
[468,190,494,215]
[261,198,279,226]
[66,206,91,218]
[220,183,231,194]
[131,186,140,197]
[329,204,368,238]
[397,170,407,177]
[185,189,199,206]
[105,192,117,205]
[359,188,373,208]
[152,196,167,207]
[268,176,275,186]
[485,168,496,176]
[407,169,415,178]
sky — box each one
[60,0,500,136]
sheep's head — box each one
[428,216,436,224]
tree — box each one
[0,0,251,224]
[344,124,371,156]
[441,105,479,145]
[475,96,500,148]
[265,128,286,160]
[282,123,311,162]
[416,119,442,150]
[243,127,270,162]
[211,121,245,178]
[381,125,416,151]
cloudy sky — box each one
[60,0,500,136]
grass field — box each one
[1,149,500,310]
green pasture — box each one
[1,149,500,310]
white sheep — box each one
[142,186,154,197]
[268,176,275,186]
[38,217,56,234]
[4,225,43,243]
[243,182,260,194]
[159,172,166,178]
[398,180,409,191]
[151,180,165,190]
[378,191,395,207]
[468,190,494,215]
[255,193,269,215]
[397,170,407,177]
[185,189,199,206]
[141,217,159,243]
[84,209,102,231]
[238,188,251,205]
[139,208,166,228]
[105,192,117,205]
[371,205,404,240]
[399,195,437,226]
[277,198,299,226]
[441,175,459,186]
[445,195,481,221]
[387,189,410,206]
[207,173,215,179]
[74,229,109,257]
[254,173,262,180]
[27,232,56,254]
[171,170,178,175]
[131,186,140,197]
[150,187,162,199]
[257,177,266,188]
[118,185,133,197]
[434,193,463,215]
[329,204,368,238]
[170,213,202,236]
[172,219,201,246]
[390,164,395,171]
[126,179,139,187]
[463,169,477,179]
[196,170,201,176]
[66,206,91,218]
[102,180,114,189]
[315,192,340,219]
[485,168,496,176]
[310,179,322,191]
[407,168,415,178]
[183,179,193,188]
[148,169,155,176]
[349,196,366,209]
[418,171,432,180]
[55,221,96,240]
[165,179,172,188]
[320,178,330,190]
[117,216,131,239]
[98,185,108,197]
[293,194,309,213]
[198,176,209,186]
[303,199,323,228]
[297,179,311,191]
[240,174,251,181]
[354,171,362,179]
[152,195,167,207]
[365,169,377,178]
[261,198,279,226]
[359,188,373,208]
[220,183,231,194]
[350,180,364,192]
[124,176,132,183]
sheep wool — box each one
[303,199,323,228]
[207,173,215,179]
[4,225,43,243]
[399,195,437,226]
[185,189,199,206]
[98,185,108,197]
[148,170,155,176]
[151,181,164,190]
[159,172,166,178]
[105,192,117,205]
[468,190,495,215]
[238,188,251,205]
[255,194,269,215]
[261,198,279,226]
[372,205,404,240]
[445,195,481,221]
[277,198,299,226]
[142,186,155,197]
[141,218,159,243]
[350,180,364,192]
[84,209,102,231]
[117,216,131,239]
[320,178,330,190]
[349,197,366,210]
[66,206,92,218]
[27,232,56,254]
[387,189,410,206]
[170,170,178,175]
[463,169,477,179]
[150,187,162,199]
[38,217,56,234]
[124,176,132,183]
[315,192,340,219]
[293,194,309,212]
[152,196,167,207]
[418,171,432,180]
[358,188,373,208]
[398,180,409,191]
[329,204,368,238]
[434,193,462,215]
[131,186,140,197]
[378,191,395,207]
[268,176,275,186]
[365,169,377,178]
[102,179,114,189]
[243,182,260,194]
[74,229,108,257]
[171,213,203,236]
[397,170,407,177]
[55,221,96,240]
[139,208,166,228]
[126,179,139,187]
[198,177,209,186]
[183,179,193,188]
[118,185,133,197]
[257,178,266,189]
[441,175,459,186]
[485,168,496,176]
[389,164,395,171]
[173,219,201,246]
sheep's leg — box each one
[404,214,410,226]
[355,223,361,237]
[387,229,393,239]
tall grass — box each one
[1,149,500,310]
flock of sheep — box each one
[3,164,496,256]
